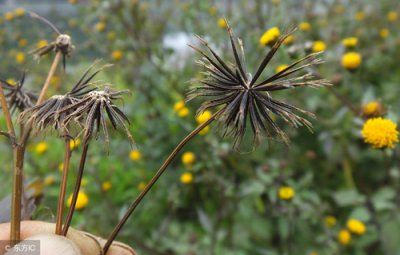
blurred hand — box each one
[0,221,135,255]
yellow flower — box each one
[15,52,25,64]
[312,41,326,52]
[44,176,55,186]
[182,151,196,166]
[199,126,209,135]
[279,186,295,200]
[347,218,366,235]
[4,12,14,21]
[275,64,288,73]
[341,52,362,70]
[324,215,337,227]
[14,8,25,17]
[95,22,106,32]
[196,111,212,124]
[341,37,358,48]
[67,191,89,210]
[338,229,351,246]
[138,181,146,191]
[259,27,280,46]
[111,50,123,61]
[178,107,190,118]
[102,181,112,191]
[69,0,77,4]
[180,172,193,184]
[361,117,399,149]
[355,11,365,21]
[387,11,398,22]
[18,38,28,48]
[6,78,16,86]
[283,35,295,45]
[174,101,185,112]
[129,149,142,161]
[70,139,80,150]
[58,163,64,172]
[217,18,227,29]
[362,101,383,118]
[380,28,390,38]
[35,142,48,154]
[36,39,49,48]
[299,22,311,32]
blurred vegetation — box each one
[1,0,400,254]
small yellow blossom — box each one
[58,163,64,172]
[275,64,288,73]
[341,52,362,70]
[362,101,383,118]
[299,22,311,32]
[338,229,351,245]
[18,38,28,48]
[182,152,196,166]
[324,215,337,227]
[36,39,49,49]
[174,100,185,112]
[6,78,16,86]
[217,18,227,29]
[44,176,55,186]
[361,117,399,149]
[347,218,366,235]
[35,142,48,154]
[178,107,190,118]
[102,181,112,191]
[129,149,142,161]
[14,8,25,17]
[70,139,80,150]
[341,37,358,48]
[312,41,326,52]
[380,28,390,38]
[180,172,193,184]
[4,12,14,21]
[279,186,295,200]
[199,126,210,135]
[283,35,295,45]
[111,50,123,61]
[138,181,146,191]
[259,27,280,46]
[196,111,212,124]
[355,11,365,21]
[95,22,106,32]
[15,52,25,64]
[67,191,89,210]
[387,11,398,22]
[69,0,77,4]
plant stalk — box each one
[37,51,62,104]
[55,138,72,235]
[103,108,224,253]
[61,140,90,236]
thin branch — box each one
[0,85,16,143]
[37,51,62,104]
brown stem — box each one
[37,51,62,104]
[0,86,16,140]
[61,140,90,236]
[55,139,72,235]
[103,108,224,253]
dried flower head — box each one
[187,19,330,148]
[0,73,37,113]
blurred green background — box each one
[1,0,400,254]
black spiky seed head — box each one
[187,19,331,148]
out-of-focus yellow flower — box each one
[174,101,185,112]
[67,191,88,209]
[58,163,64,172]
[18,38,28,48]
[14,8,25,17]
[6,78,16,86]
[341,52,362,70]
[129,149,142,161]
[69,0,78,4]
[182,152,196,166]
[15,52,25,64]
[347,218,366,235]
[217,18,227,29]
[387,11,398,22]
[199,126,209,135]
[177,107,190,118]
[362,101,383,118]
[44,176,55,186]
[196,111,212,124]
[279,186,295,200]
[102,181,112,191]
[355,11,365,21]
[380,28,390,38]
[107,31,116,41]
[324,215,337,227]
[35,142,48,154]
[299,22,311,31]
[312,41,326,52]
[259,27,280,46]
[283,35,295,45]
[271,0,281,5]
[338,229,351,245]
[111,50,123,61]
[361,117,399,149]
[138,181,146,191]
[95,22,106,32]
[341,37,358,48]
[70,139,80,150]
[180,172,193,184]
[4,12,14,21]
[36,39,48,49]
[275,64,288,73]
